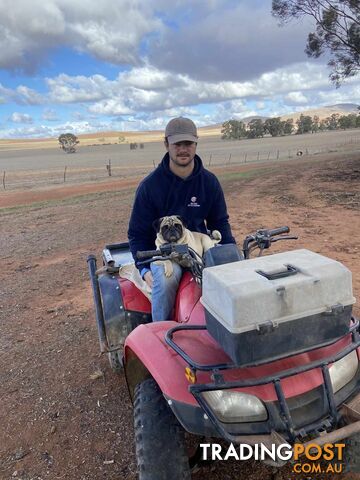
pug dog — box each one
[153,215,221,277]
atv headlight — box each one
[329,350,359,393]
[201,390,268,423]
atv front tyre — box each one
[134,378,191,480]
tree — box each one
[264,117,283,136]
[58,133,79,153]
[319,118,328,131]
[272,0,360,85]
[325,112,340,129]
[296,114,313,134]
[312,115,320,132]
[338,113,357,129]
[246,119,265,138]
[221,120,247,139]
[282,118,295,135]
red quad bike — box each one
[87,227,360,479]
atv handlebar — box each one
[136,244,203,282]
[136,226,297,276]
[261,226,290,237]
[243,226,297,259]
[136,249,161,260]
[136,243,190,261]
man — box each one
[128,117,235,320]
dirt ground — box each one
[0,151,359,480]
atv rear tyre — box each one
[344,433,360,473]
[134,378,191,480]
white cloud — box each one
[0,0,319,85]
[0,0,161,71]
[120,66,186,90]
[317,85,360,105]
[71,111,89,121]
[0,119,114,138]
[42,108,59,121]
[1,59,359,139]
[88,98,134,116]
[0,125,55,138]
[9,112,33,123]
[0,82,45,105]
[207,101,259,125]
[15,86,44,105]
[46,73,114,103]
[45,63,332,115]
[286,92,309,104]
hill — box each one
[0,104,358,150]
[280,103,359,122]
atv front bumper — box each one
[166,389,360,444]
[164,323,360,443]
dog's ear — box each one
[175,215,187,228]
[152,217,163,232]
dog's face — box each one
[154,215,185,243]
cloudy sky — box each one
[0,0,359,139]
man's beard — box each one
[170,154,194,168]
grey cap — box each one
[165,117,198,144]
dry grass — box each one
[0,125,223,151]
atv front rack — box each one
[165,320,360,442]
[165,320,360,371]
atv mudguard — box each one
[125,323,360,440]
[97,272,151,352]
[124,320,355,404]
[88,242,152,355]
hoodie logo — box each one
[188,196,200,207]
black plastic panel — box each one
[204,244,243,267]
[205,305,353,367]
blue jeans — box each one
[150,262,183,321]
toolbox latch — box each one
[256,320,279,334]
[330,303,345,315]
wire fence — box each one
[1,136,359,192]
[203,135,360,166]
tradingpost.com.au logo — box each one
[200,442,346,474]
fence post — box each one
[228,153,232,165]
[257,151,260,162]
[244,153,247,163]
[63,166,67,183]
[107,159,112,176]
[267,151,270,161]
[277,150,279,160]
[2,171,5,190]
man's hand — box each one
[143,271,153,289]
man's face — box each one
[166,140,197,168]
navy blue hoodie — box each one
[128,152,235,271]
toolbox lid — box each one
[201,249,356,334]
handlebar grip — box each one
[136,249,161,260]
[267,226,290,237]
